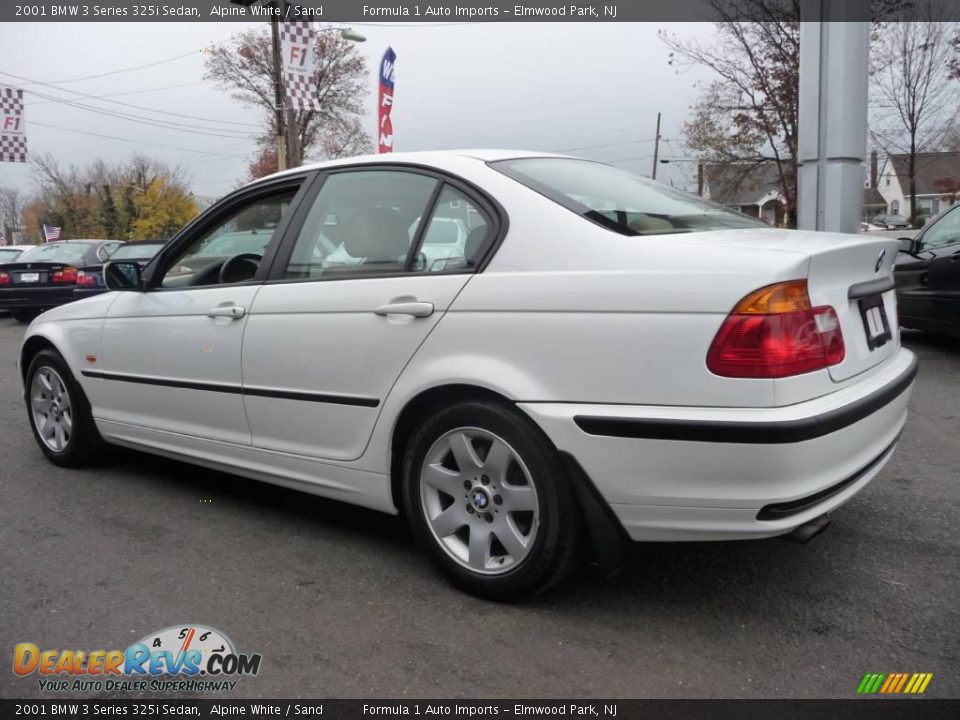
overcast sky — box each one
[0,21,716,202]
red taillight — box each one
[51,266,78,284]
[0,271,9,285]
[707,280,845,378]
[76,271,97,286]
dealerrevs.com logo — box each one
[13,624,262,693]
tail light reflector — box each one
[707,280,845,378]
[51,266,78,284]
[0,271,9,285]
[76,271,98,286]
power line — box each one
[23,88,257,140]
[1,70,260,129]
[14,43,226,86]
[552,138,658,153]
[29,120,254,159]
[24,81,208,107]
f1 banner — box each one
[0,86,27,163]
[280,20,320,110]
[378,47,396,153]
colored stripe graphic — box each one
[857,672,932,694]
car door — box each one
[241,167,498,461]
[896,206,960,334]
[90,177,309,444]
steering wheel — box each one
[218,253,262,284]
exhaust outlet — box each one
[779,514,832,545]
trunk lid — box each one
[669,228,900,383]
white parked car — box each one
[19,151,916,599]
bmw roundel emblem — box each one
[473,490,488,508]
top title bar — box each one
[5,1,960,23]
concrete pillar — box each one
[797,2,870,233]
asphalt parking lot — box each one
[0,316,957,699]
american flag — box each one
[43,224,61,242]
[0,229,7,246]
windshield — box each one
[0,248,24,262]
[492,157,764,236]
[110,243,163,260]
[16,243,92,264]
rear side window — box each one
[416,186,491,272]
[492,157,763,236]
[284,170,439,280]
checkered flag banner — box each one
[0,86,27,163]
[280,20,321,110]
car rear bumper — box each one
[519,347,916,541]
[0,286,76,309]
[73,288,108,300]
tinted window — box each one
[285,170,438,280]
[17,243,91,264]
[492,158,763,236]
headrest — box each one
[341,208,409,261]
[463,226,488,265]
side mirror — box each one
[897,237,916,255]
[103,261,143,291]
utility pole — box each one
[270,1,288,171]
[651,112,662,180]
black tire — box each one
[401,400,584,601]
[25,349,105,467]
[11,309,38,323]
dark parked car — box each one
[895,205,960,339]
[74,239,166,300]
[0,240,123,322]
[872,213,912,230]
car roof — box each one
[251,149,571,187]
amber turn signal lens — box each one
[732,279,811,315]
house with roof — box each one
[876,151,960,224]
[702,162,787,226]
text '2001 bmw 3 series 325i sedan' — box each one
[19,151,916,600]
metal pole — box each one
[797,1,869,232]
[651,112,661,180]
[270,2,287,172]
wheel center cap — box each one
[51,402,60,418]
[470,488,490,511]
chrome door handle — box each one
[374,301,434,318]
[206,304,246,319]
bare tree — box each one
[204,27,372,168]
[871,7,959,225]
[661,0,800,225]
[0,186,29,239]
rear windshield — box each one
[16,243,91,264]
[110,243,163,260]
[491,157,764,236]
[0,248,24,262]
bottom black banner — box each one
[2,699,959,720]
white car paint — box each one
[21,150,915,542]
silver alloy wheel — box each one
[419,427,540,575]
[30,366,73,453]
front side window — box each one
[284,170,438,280]
[493,157,765,236]
[159,190,297,288]
[921,207,960,250]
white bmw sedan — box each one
[20,151,916,599]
